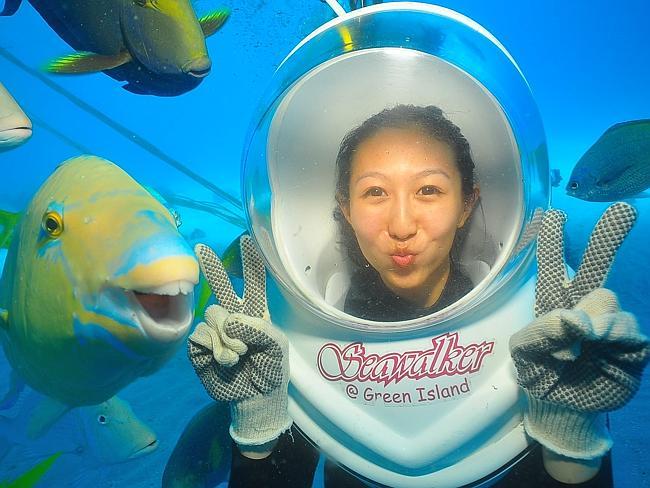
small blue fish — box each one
[566,120,650,201]
[0,379,157,465]
[550,168,562,188]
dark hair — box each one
[333,104,477,270]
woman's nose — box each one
[387,199,417,241]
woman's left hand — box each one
[510,202,650,461]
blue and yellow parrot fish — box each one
[0,155,199,406]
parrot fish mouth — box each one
[130,438,159,459]
[0,126,32,145]
[126,280,194,343]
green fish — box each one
[566,120,650,201]
[2,0,229,96]
[162,402,230,488]
[0,155,199,406]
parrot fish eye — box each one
[97,414,109,425]
[42,211,64,237]
[569,181,579,190]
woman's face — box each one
[340,127,475,306]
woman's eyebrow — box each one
[354,171,387,184]
[415,168,450,179]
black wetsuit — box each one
[229,266,614,487]
[343,263,473,321]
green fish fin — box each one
[0,0,21,16]
[198,8,230,37]
[26,398,71,440]
[0,209,21,250]
[194,273,212,319]
[45,50,132,74]
[221,231,247,279]
[0,310,7,330]
[1,451,61,487]
[194,232,246,318]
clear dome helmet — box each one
[242,2,549,487]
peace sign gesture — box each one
[188,235,291,446]
[534,202,637,316]
[510,202,650,460]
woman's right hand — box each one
[187,235,292,449]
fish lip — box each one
[130,439,158,458]
[182,58,212,78]
[186,67,211,78]
[125,281,195,343]
[0,127,32,145]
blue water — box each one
[1,0,649,486]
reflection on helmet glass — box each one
[333,105,480,321]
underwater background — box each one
[0,0,648,486]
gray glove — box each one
[510,202,650,459]
[188,235,292,446]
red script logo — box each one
[317,332,494,386]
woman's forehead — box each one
[351,128,457,177]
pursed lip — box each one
[390,250,416,268]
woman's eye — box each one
[418,185,440,195]
[364,187,385,197]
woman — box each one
[333,104,479,321]
[187,105,642,487]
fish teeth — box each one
[134,280,194,296]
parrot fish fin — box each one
[46,50,132,74]
[27,397,71,439]
[198,8,230,37]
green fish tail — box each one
[0,452,61,487]
[0,209,20,250]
